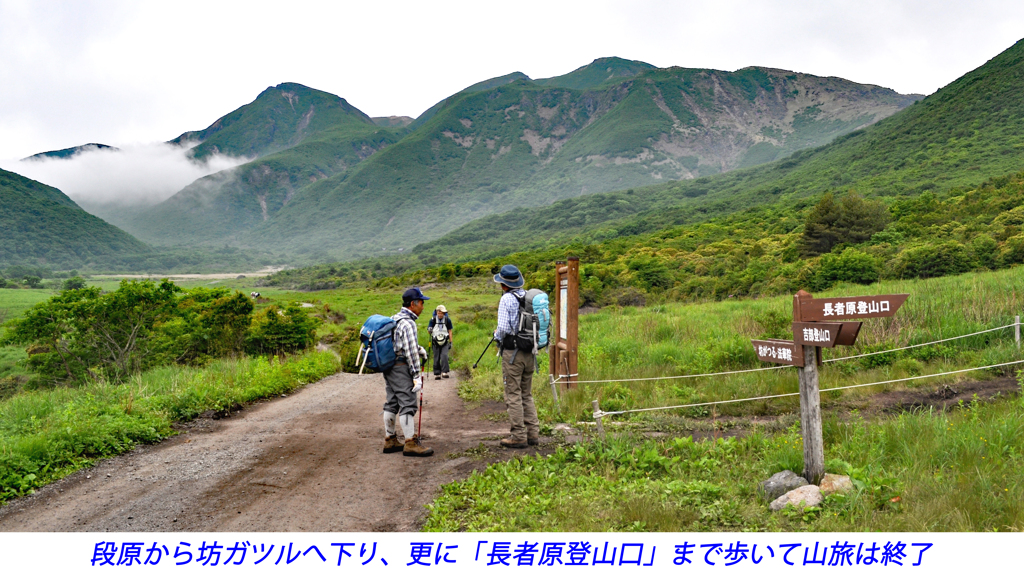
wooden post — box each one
[592,399,606,441]
[794,290,825,485]
[566,257,580,390]
[550,261,564,382]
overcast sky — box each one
[2,0,1023,160]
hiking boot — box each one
[528,437,539,446]
[383,435,403,454]
[442,373,450,379]
[403,437,435,457]
[434,375,441,380]
[500,437,528,449]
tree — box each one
[6,280,181,385]
[61,276,87,291]
[245,304,320,356]
[800,192,889,256]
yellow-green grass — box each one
[457,266,1024,422]
[0,351,340,503]
[425,389,1024,532]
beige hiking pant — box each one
[502,349,539,441]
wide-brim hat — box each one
[493,264,524,288]
[436,304,447,313]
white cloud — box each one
[0,142,247,206]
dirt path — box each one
[0,372,536,532]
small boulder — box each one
[770,485,823,512]
[758,470,809,502]
[819,473,854,496]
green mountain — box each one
[118,83,405,246]
[0,168,150,269]
[22,143,119,161]
[372,116,414,128]
[409,71,532,130]
[533,56,656,89]
[168,82,380,161]
[411,38,1024,262]
[241,65,917,260]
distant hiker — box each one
[493,265,539,449]
[428,305,453,379]
[382,287,434,457]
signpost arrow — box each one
[751,339,804,367]
[797,294,909,322]
[792,321,863,347]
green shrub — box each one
[998,234,1024,267]
[800,192,889,257]
[61,277,87,291]
[814,247,882,289]
[245,304,320,355]
[893,242,973,279]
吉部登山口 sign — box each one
[797,294,909,322]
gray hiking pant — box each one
[502,349,539,441]
[433,342,450,375]
[383,362,418,417]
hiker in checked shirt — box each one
[382,287,434,457]
[492,264,539,449]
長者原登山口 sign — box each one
[796,294,908,322]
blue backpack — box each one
[514,289,551,353]
[357,314,397,373]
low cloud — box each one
[0,142,247,206]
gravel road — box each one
[0,372,538,531]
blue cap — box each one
[493,264,524,288]
[402,287,430,303]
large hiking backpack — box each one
[430,316,449,345]
[357,314,397,373]
[514,289,551,354]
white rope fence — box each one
[555,321,1018,385]
[594,359,1024,419]
[824,323,1017,363]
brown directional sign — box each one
[792,321,863,347]
[751,339,804,367]
[796,294,909,322]
[792,322,842,347]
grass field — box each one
[424,389,1024,531]
[453,266,1024,423]
[423,266,1024,532]
[0,351,339,502]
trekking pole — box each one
[416,377,424,439]
[358,332,373,375]
[472,338,496,369]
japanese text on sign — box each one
[757,344,793,362]
[823,300,887,317]
[88,539,934,569]
[801,327,831,343]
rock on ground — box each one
[758,470,809,502]
[819,473,854,496]
[770,484,823,511]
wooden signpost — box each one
[550,257,580,390]
[753,290,908,484]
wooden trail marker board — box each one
[550,257,580,390]
[751,339,804,367]
[792,321,862,347]
[752,290,908,484]
[796,294,908,322]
